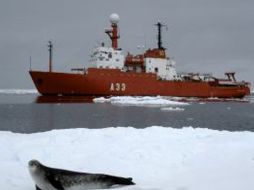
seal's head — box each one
[28,160,42,173]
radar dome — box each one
[110,13,120,24]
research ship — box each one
[30,13,250,98]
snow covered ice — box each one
[1,127,254,190]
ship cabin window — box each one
[116,59,119,62]
[108,53,112,58]
[155,67,158,73]
[106,58,109,61]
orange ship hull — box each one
[30,68,250,98]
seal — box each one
[28,160,135,190]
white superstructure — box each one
[145,57,178,80]
[90,46,125,69]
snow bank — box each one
[0,89,38,94]
[1,127,254,190]
[93,96,189,107]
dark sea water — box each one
[0,92,253,133]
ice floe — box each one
[0,89,38,94]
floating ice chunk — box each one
[93,97,110,103]
[93,96,189,107]
[161,107,185,111]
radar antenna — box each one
[105,13,120,49]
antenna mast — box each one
[48,41,53,72]
[155,22,166,49]
[29,56,32,71]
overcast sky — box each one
[0,0,253,89]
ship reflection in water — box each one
[35,95,95,103]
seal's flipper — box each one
[102,175,135,186]
[35,185,42,190]
[46,174,64,190]
[113,176,135,185]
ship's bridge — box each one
[89,46,125,69]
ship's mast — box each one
[105,13,120,49]
[48,41,53,72]
[155,22,166,49]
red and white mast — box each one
[105,13,120,49]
